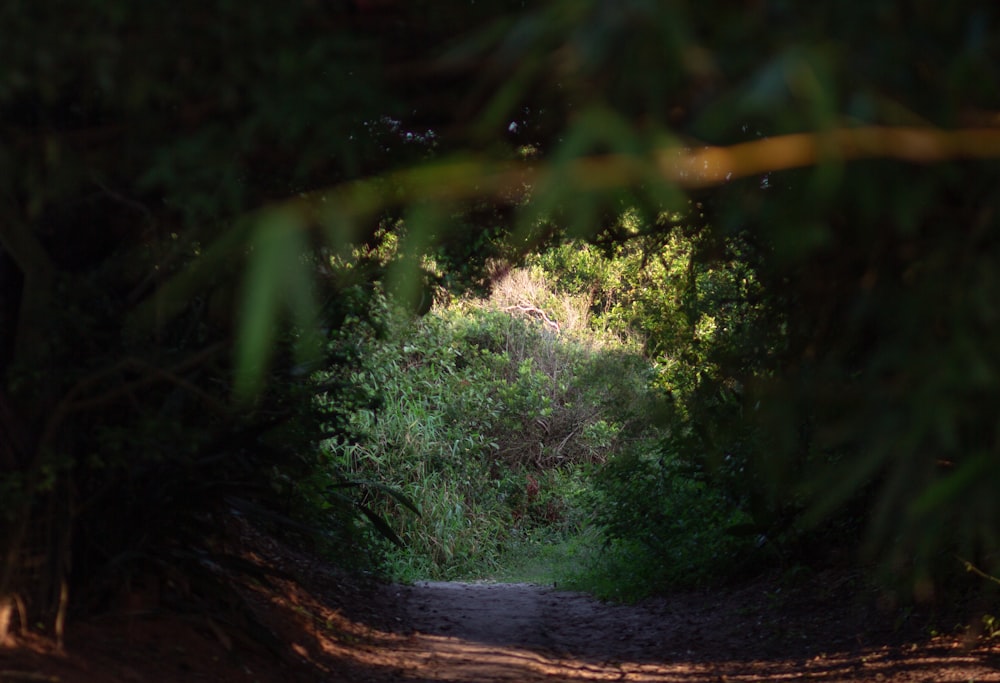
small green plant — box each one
[983,614,1000,638]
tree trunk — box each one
[0,200,64,641]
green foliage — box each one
[5,0,1000,631]
[586,445,755,593]
[328,275,664,581]
[742,167,1000,579]
[514,236,770,590]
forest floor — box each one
[3,518,1000,682]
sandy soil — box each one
[2,520,1000,682]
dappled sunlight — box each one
[6,5,1000,683]
[4,525,999,683]
[214,515,1000,683]
[289,579,1000,682]
[326,627,1000,682]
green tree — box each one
[4,0,1000,640]
[0,0,504,638]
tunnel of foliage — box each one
[2,0,1000,637]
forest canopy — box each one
[3,0,1000,637]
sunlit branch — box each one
[303,126,1000,219]
[663,126,1000,188]
[132,126,1000,338]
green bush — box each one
[584,443,755,595]
[326,273,664,582]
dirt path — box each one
[4,521,1000,683]
[395,580,677,681]
[368,578,1000,682]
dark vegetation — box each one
[3,0,1000,644]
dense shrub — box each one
[327,270,665,581]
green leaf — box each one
[327,480,422,517]
[234,208,319,401]
[355,502,406,548]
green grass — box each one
[479,526,663,603]
[488,527,596,585]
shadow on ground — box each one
[2,519,999,682]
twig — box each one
[957,555,1000,587]
[91,176,154,224]
[503,304,560,332]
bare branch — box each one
[504,304,560,333]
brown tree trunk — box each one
[0,200,64,643]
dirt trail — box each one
[3,522,1000,683]
[371,578,1000,682]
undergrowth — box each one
[321,255,759,600]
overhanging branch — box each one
[315,125,1000,213]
